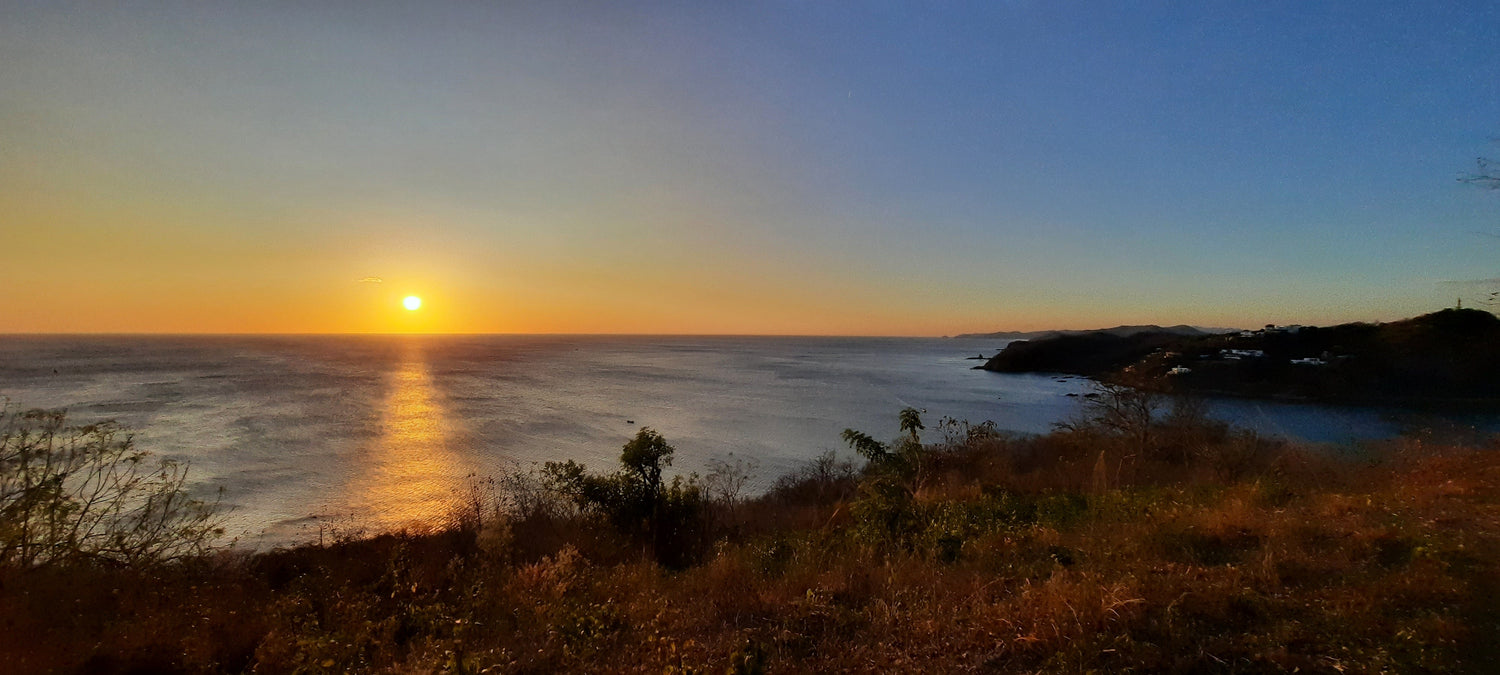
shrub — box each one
[0,407,223,570]
[703,454,756,510]
[543,428,708,567]
[848,478,921,551]
[1056,380,1164,459]
[842,406,930,487]
[843,408,933,549]
[766,451,857,506]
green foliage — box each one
[0,407,223,570]
[543,428,707,567]
[848,478,921,550]
[842,407,930,485]
[838,429,886,464]
[840,430,913,549]
[620,427,673,497]
[652,477,708,568]
[897,407,924,440]
[843,409,937,550]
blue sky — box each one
[2,1,1497,333]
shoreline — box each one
[7,411,1498,672]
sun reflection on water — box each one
[354,343,464,533]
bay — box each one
[1,335,1489,546]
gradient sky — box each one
[3,1,1497,335]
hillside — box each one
[981,309,1500,406]
[6,409,1500,673]
[979,329,1191,375]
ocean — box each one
[0,335,1485,546]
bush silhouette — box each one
[0,407,223,569]
[841,406,930,487]
[842,408,936,549]
[544,428,706,567]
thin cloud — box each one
[358,277,384,284]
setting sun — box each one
[402,296,422,311]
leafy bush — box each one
[848,477,921,551]
[844,408,954,550]
[841,406,930,486]
[0,407,223,570]
[544,428,708,567]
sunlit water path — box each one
[354,343,464,533]
[2,335,1493,546]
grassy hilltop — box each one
[3,402,1500,673]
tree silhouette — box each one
[0,408,223,569]
[898,407,925,442]
[543,428,706,566]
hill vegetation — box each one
[983,308,1500,406]
[980,330,1191,376]
[3,404,1499,672]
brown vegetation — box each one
[2,405,1499,673]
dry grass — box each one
[3,426,1499,673]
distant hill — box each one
[955,324,1227,341]
[979,308,1500,406]
[979,329,1191,375]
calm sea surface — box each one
[1,335,1491,546]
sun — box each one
[402,295,422,311]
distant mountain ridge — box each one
[954,324,1230,340]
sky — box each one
[2,1,1498,335]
